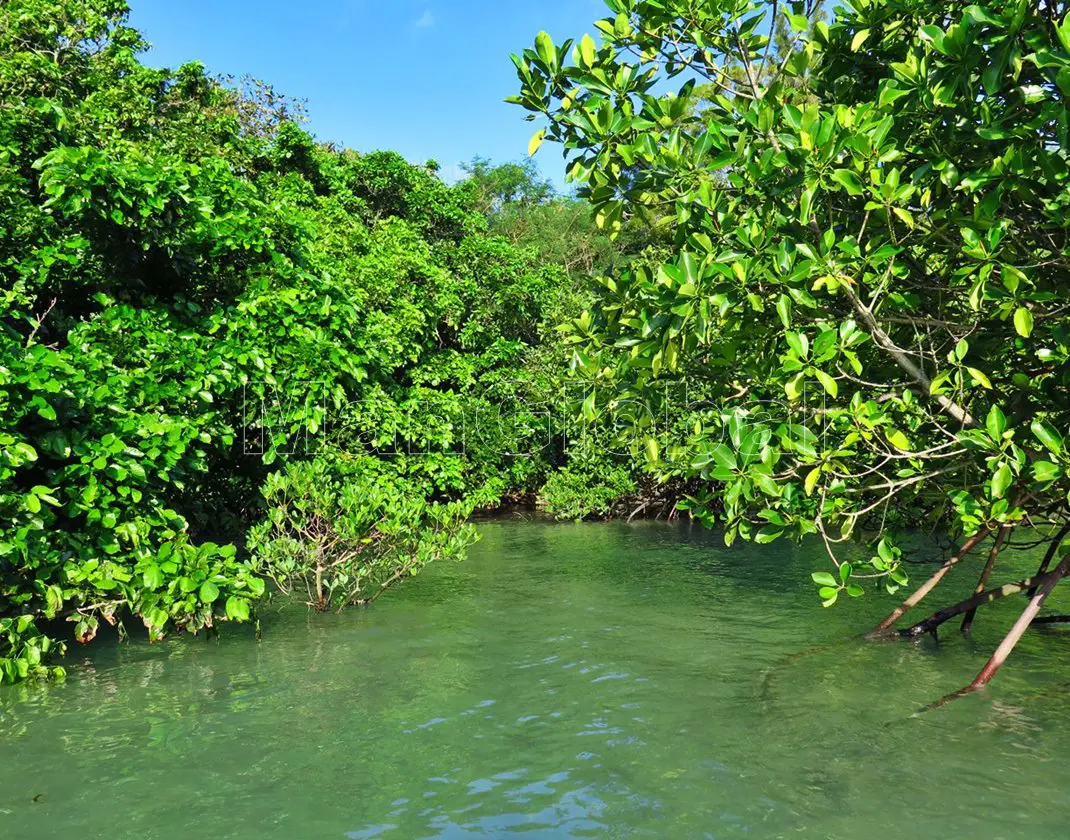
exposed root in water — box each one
[896,572,1050,639]
[870,529,990,635]
[964,556,1070,691]
[960,525,1011,635]
[1027,523,1070,597]
[772,524,1070,711]
[912,555,1070,713]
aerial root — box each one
[960,524,1011,635]
[913,555,1070,712]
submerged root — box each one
[965,555,1070,691]
[866,523,1070,705]
[915,555,1070,712]
[756,639,858,703]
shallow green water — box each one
[3,520,1070,839]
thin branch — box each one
[870,528,990,633]
[838,281,977,428]
[25,298,57,347]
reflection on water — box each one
[2,520,1070,838]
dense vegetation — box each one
[515,0,1070,693]
[4,0,1070,696]
[0,0,662,684]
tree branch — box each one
[838,281,977,428]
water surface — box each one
[3,520,1070,838]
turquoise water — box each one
[3,520,1070,838]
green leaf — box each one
[225,596,250,621]
[991,463,1013,500]
[784,372,804,401]
[36,402,57,421]
[776,294,792,329]
[199,581,220,604]
[785,331,808,358]
[918,24,945,49]
[799,187,814,225]
[579,33,597,66]
[1033,461,1061,483]
[986,405,1007,440]
[831,169,864,196]
[966,367,992,389]
[753,472,782,498]
[929,370,952,395]
[755,525,783,544]
[1032,419,1064,454]
[1013,306,1034,337]
[892,207,914,228]
[710,443,737,472]
[535,31,556,68]
[812,572,837,587]
[143,565,164,589]
[851,29,871,52]
[886,429,912,451]
[1057,11,1070,53]
[877,539,895,564]
[814,369,838,398]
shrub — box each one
[540,461,637,520]
[247,459,478,610]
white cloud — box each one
[414,9,435,28]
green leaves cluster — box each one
[513,0,1070,602]
[0,0,612,683]
[248,458,479,611]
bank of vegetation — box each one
[0,0,667,684]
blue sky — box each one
[128,1,609,187]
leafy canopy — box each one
[513,0,1070,605]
